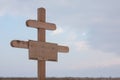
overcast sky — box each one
[0,0,120,78]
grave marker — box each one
[11,8,69,80]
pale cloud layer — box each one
[74,41,120,68]
[52,27,64,35]
[0,0,120,77]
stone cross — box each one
[11,8,69,80]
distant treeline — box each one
[0,78,120,80]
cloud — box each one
[70,40,120,69]
[0,0,79,16]
[55,37,120,77]
[60,0,120,55]
[64,26,120,71]
[1,0,120,77]
[88,16,120,54]
[74,41,90,51]
[0,0,38,16]
[0,0,120,55]
[69,64,120,77]
[52,27,64,35]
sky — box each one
[0,0,120,78]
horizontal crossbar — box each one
[26,20,56,30]
[11,40,69,53]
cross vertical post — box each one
[37,8,46,80]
